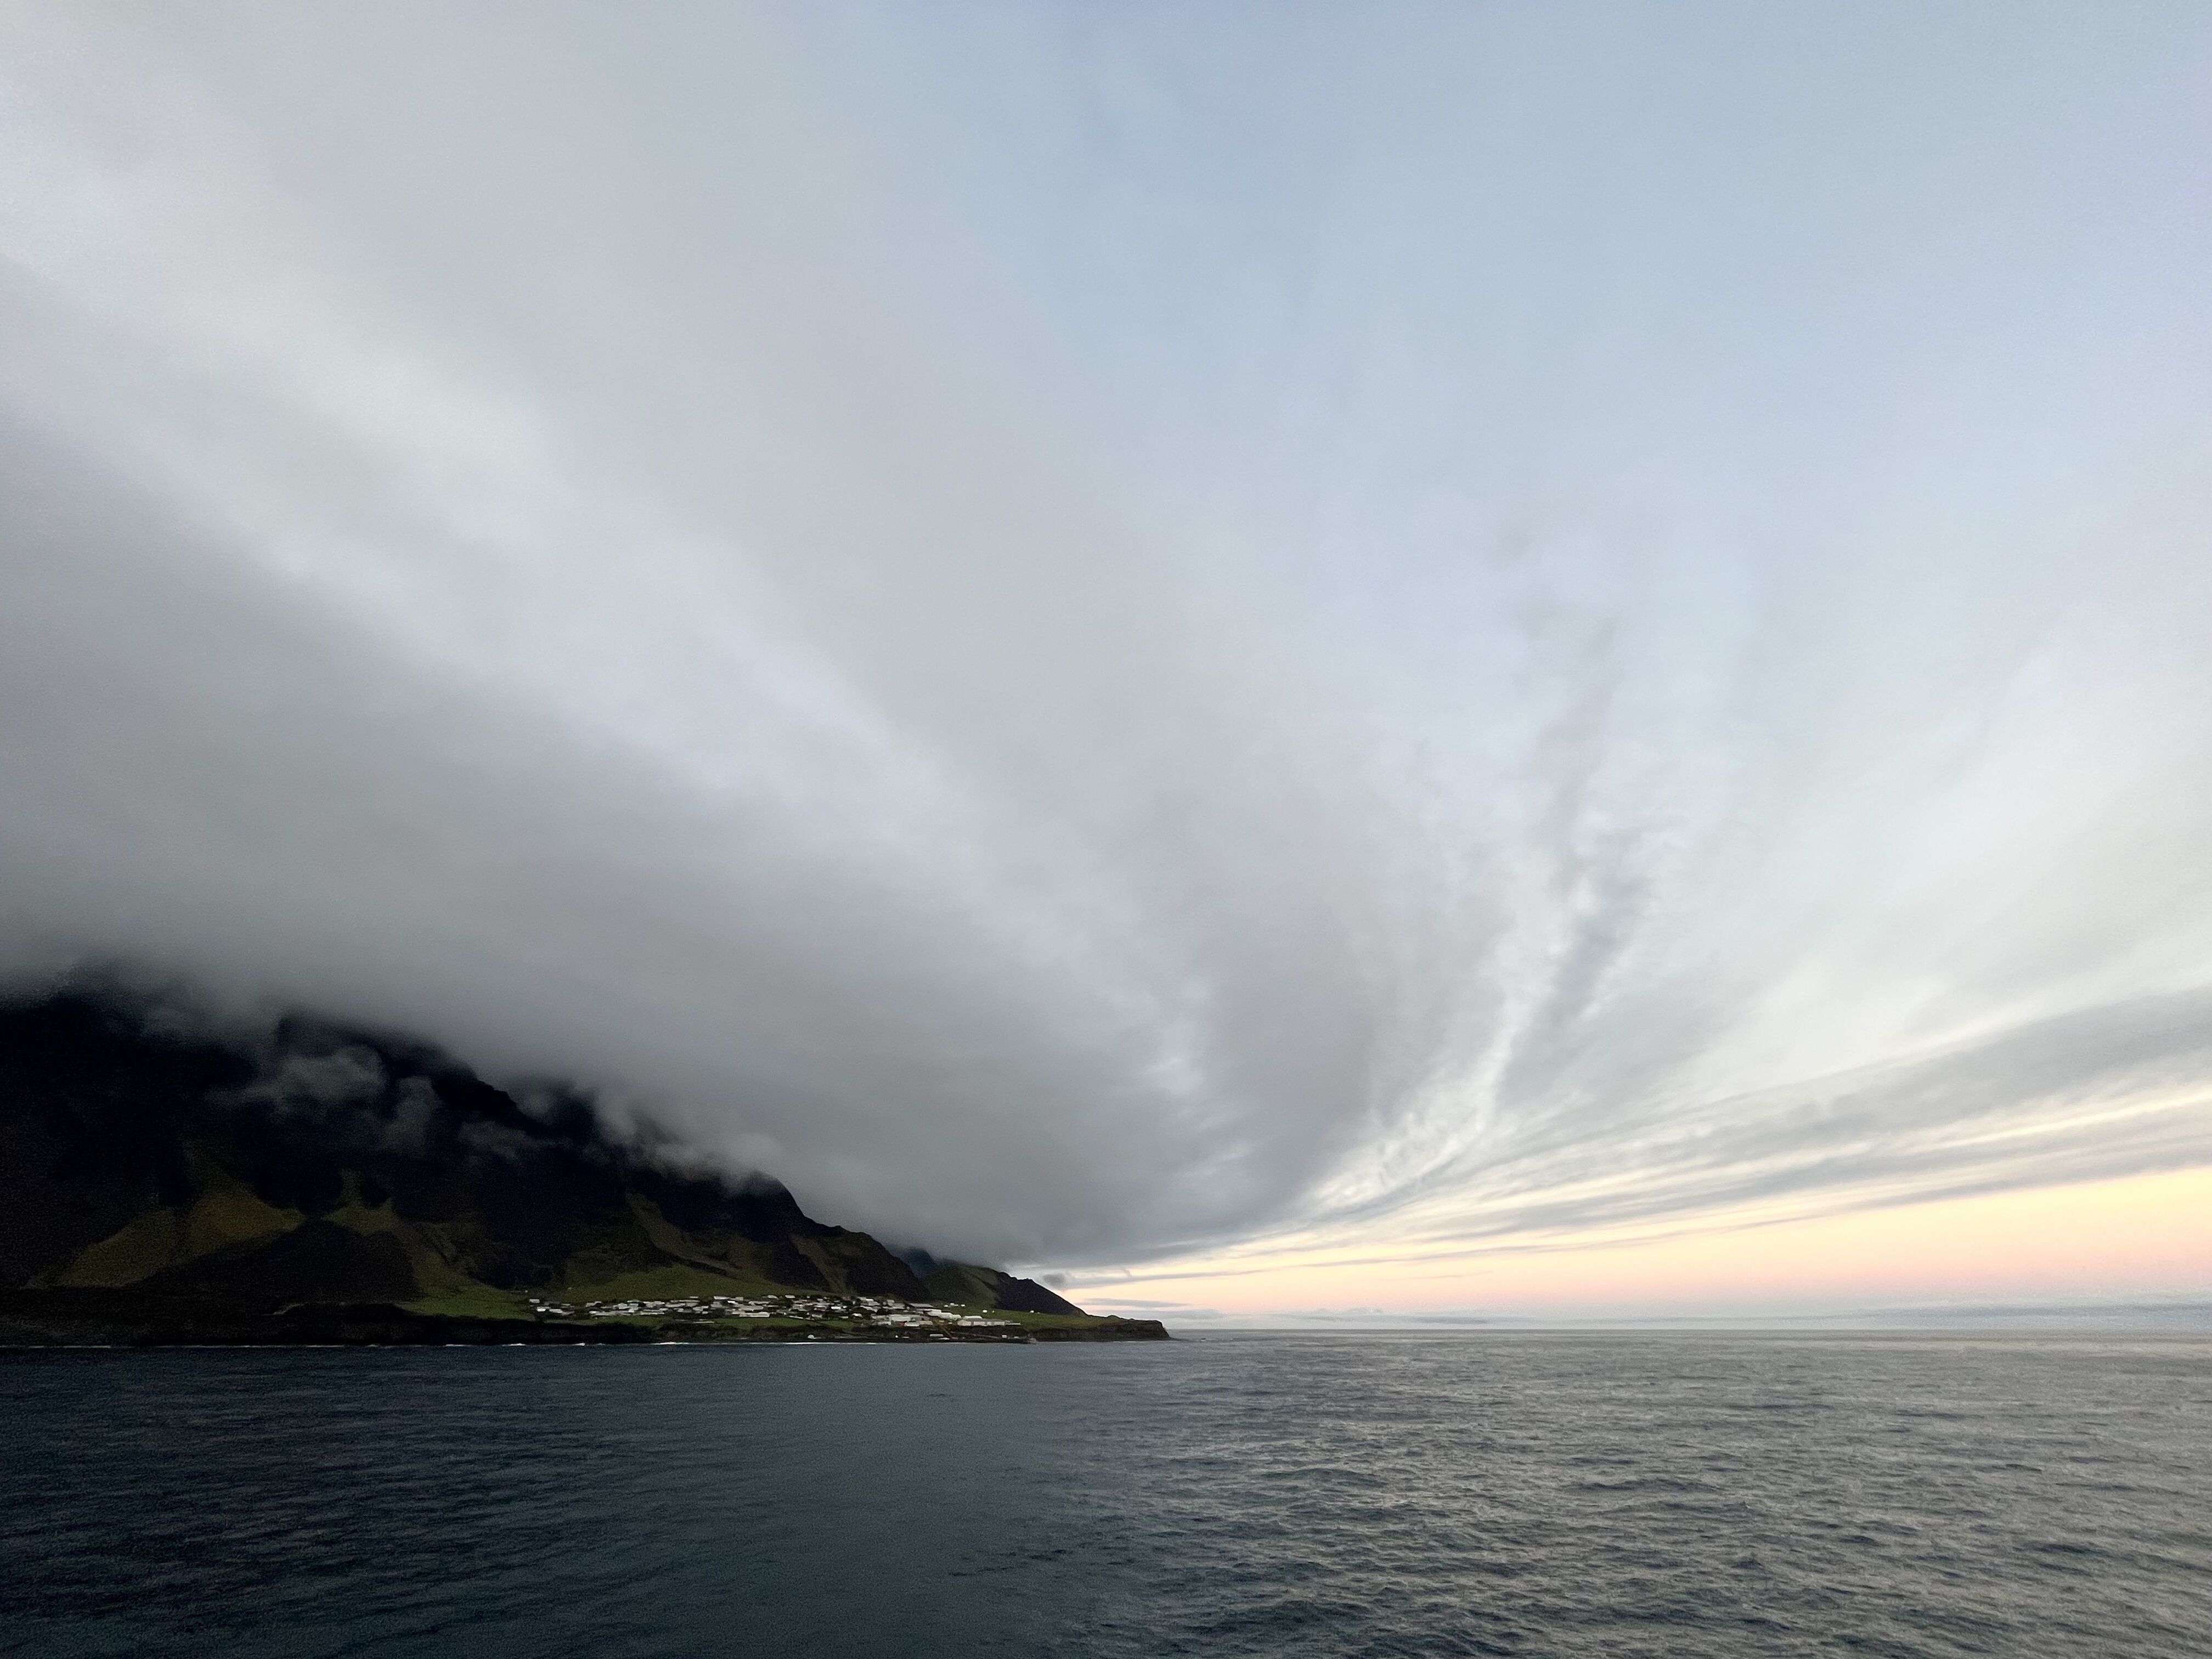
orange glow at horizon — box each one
[1071,1165,2212,1319]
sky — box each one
[2,3,2209,1321]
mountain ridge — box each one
[0,984,1157,1342]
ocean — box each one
[3,1332,2206,1657]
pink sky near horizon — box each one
[1071,1164,2212,1324]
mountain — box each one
[901,1251,1085,1316]
[0,984,1158,1343]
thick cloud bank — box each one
[3,5,2210,1268]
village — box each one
[522,1290,1020,1332]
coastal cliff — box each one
[0,987,1165,1345]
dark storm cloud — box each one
[3,4,2210,1271]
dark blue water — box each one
[3,1333,2207,1657]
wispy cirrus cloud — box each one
[2,3,2209,1282]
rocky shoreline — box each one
[0,1289,1169,1347]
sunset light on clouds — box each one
[1077,1166,2212,1325]
[2,2,2209,1322]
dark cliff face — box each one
[918,1260,1086,1318]
[0,985,1058,1316]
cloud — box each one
[1,4,2209,1278]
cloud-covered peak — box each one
[2,4,2208,1273]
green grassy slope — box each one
[1,987,1161,1338]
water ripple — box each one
[2,1333,2207,1657]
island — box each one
[0,988,1168,1346]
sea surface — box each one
[3,1332,2207,1657]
